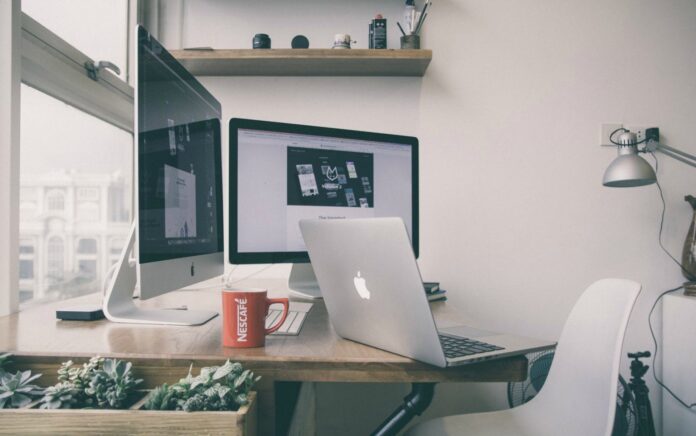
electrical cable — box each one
[647,283,695,409]
[650,153,693,277]
[609,127,649,146]
[223,264,275,287]
[646,152,696,410]
[102,261,121,296]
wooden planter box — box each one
[0,391,257,436]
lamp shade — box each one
[602,153,657,187]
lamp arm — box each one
[656,144,696,169]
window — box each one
[21,0,129,81]
[3,3,134,313]
[19,239,34,254]
[18,239,36,302]
[20,86,132,306]
[46,190,65,212]
[46,236,64,282]
[77,187,100,201]
[77,238,98,254]
[19,260,34,279]
[78,259,97,281]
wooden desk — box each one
[0,279,527,435]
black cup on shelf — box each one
[253,33,271,49]
[291,35,309,49]
[400,34,420,49]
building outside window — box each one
[19,260,34,280]
[77,187,100,201]
[19,168,131,303]
[16,0,132,308]
[46,190,65,212]
[46,236,65,282]
[109,237,126,267]
[18,239,36,303]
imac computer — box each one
[229,118,418,299]
[103,26,224,325]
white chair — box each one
[406,278,641,436]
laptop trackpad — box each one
[440,325,498,338]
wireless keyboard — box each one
[266,302,313,336]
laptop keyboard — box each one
[438,334,504,359]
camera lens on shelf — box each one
[253,33,271,49]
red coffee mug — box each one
[222,288,289,348]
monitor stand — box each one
[288,263,322,300]
[102,224,218,326]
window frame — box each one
[21,12,134,133]
[1,0,140,315]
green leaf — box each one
[21,372,42,385]
[234,393,248,406]
[234,370,250,389]
[213,361,234,380]
[11,393,31,408]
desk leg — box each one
[371,383,436,436]
[287,382,316,436]
[275,381,317,436]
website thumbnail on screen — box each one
[287,146,374,209]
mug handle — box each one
[265,298,290,335]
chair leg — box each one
[371,383,436,436]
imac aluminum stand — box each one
[103,224,218,326]
[288,263,322,300]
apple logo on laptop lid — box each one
[353,271,371,300]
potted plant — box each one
[0,353,44,409]
[1,356,258,435]
[145,360,259,412]
[39,356,143,409]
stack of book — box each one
[423,282,447,302]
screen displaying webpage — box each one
[237,128,414,253]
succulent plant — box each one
[0,353,11,375]
[58,356,102,394]
[38,381,80,409]
[40,356,141,410]
[145,360,259,412]
[0,370,44,409]
[144,383,179,411]
[84,359,142,409]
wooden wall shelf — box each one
[171,49,432,77]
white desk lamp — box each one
[603,128,696,187]
[603,127,696,290]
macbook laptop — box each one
[299,217,555,367]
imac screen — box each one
[137,29,223,264]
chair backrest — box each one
[524,278,640,436]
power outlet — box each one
[625,125,660,144]
[625,125,646,142]
[600,123,623,147]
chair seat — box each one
[405,278,641,436]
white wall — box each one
[174,0,696,434]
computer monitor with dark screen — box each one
[103,26,223,326]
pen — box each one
[397,22,407,36]
[415,1,431,35]
[415,12,429,35]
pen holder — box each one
[400,34,421,49]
